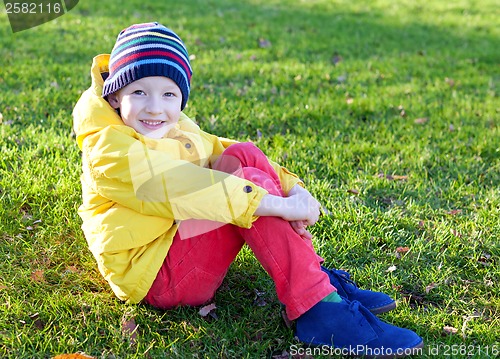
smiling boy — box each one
[73,22,423,357]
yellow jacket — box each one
[72,54,302,303]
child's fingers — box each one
[300,229,313,240]
[290,220,304,232]
[290,220,313,240]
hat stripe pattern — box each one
[112,39,191,70]
[111,51,191,86]
[102,22,192,110]
[112,33,191,68]
[110,44,191,78]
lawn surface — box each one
[0,0,499,358]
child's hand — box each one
[290,220,313,240]
[254,184,321,226]
[284,189,321,225]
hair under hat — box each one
[102,22,192,110]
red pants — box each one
[143,142,335,320]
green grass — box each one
[0,0,499,357]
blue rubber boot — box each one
[295,299,424,358]
[321,266,396,314]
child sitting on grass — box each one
[73,22,423,357]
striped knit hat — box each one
[102,22,192,110]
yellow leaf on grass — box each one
[391,175,408,181]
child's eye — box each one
[164,92,175,97]
[132,90,145,95]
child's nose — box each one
[146,97,163,114]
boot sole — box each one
[368,300,397,315]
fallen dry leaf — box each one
[65,266,79,273]
[425,282,438,294]
[395,247,410,259]
[256,129,263,139]
[386,265,397,273]
[331,53,343,65]
[396,246,410,254]
[253,289,268,307]
[378,173,408,181]
[392,175,408,181]
[281,309,293,329]
[414,117,428,124]
[478,253,492,266]
[347,188,359,195]
[121,315,138,345]
[199,303,217,317]
[443,325,458,335]
[52,354,95,359]
[446,209,462,215]
[258,38,272,48]
[272,350,291,359]
[398,105,407,117]
[31,270,45,283]
[29,312,45,330]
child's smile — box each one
[140,119,167,130]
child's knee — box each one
[224,142,258,157]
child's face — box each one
[108,76,183,139]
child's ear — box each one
[107,93,121,109]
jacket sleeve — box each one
[267,159,304,195]
[82,126,267,229]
